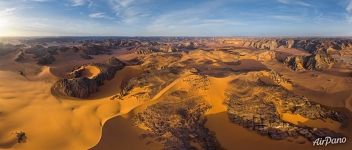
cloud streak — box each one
[89,12,114,20]
[277,0,311,7]
[0,8,16,16]
[107,0,151,23]
[70,0,86,6]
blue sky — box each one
[0,0,351,36]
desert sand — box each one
[0,38,352,150]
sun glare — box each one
[0,17,13,36]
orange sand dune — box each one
[0,65,144,150]
[0,70,120,150]
[92,115,162,150]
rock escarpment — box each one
[52,57,125,98]
[223,38,352,53]
[223,38,348,71]
[284,52,334,71]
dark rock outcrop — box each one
[81,44,112,55]
[52,57,125,98]
[22,45,58,65]
[284,52,334,71]
[53,77,98,98]
[36,54,56,65]
[134,98,222,149]
[304,53,334,70]
[283,56,305,71]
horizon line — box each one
[1,35,352,38]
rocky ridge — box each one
[222,38,352,53]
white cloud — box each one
[88,12,114,20]
[89,12,105,18]
[0,8,16,16]
[71,0,86,6]
[277,0,311,7]
[108,0,151,23]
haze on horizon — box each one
[0,0,352,37]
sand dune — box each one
[1,43,351,150]
[91,115,162,150]
[0,65,145,149]
[0,70,119,149]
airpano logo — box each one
[313,137,347,146]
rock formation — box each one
[134,96,222,149]
[284,56,305,71]
[223,38,352,53]
[36,54,56,65]
[81,44,112,55]
[52,57,125,98]
[226,71,346,141]
[284,52,334,71]
[20,45,58,65]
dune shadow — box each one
[90,116,157,150]
[0,136,18,149]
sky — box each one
[0,0,351,36]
